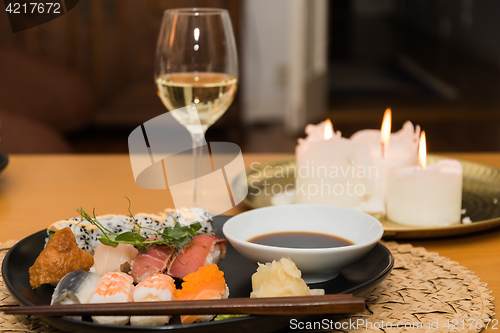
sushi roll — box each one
[187,207,214,233]
[51,270,100,321]
[46,218,100,254]
[130,244,177,284]
[46,214,137,255]
[164,207,214,234]
[130,274,176,326]
[96,214,137,234]
[89,271,134,325]
[134,213,175,238]
[175,264,229,324]
[167,234,227,279]
[90,243,138,277]
[45,207,212,255]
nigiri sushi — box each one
[130,244,176,283]
[90,243,138,277]
[167,234,227,279]
[130,274,176,326]
[51,270,100,305]
[51,270,100,320]
[89,271,134,325]
[175,264,229,324]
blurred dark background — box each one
[0,0,499,154]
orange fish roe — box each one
[175,264,225,299]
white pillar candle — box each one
[295,120,366,208]
[351,120,420,215]
[386,132,463,226]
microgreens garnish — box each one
[76,200,202,252]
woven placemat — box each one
[0,241,62,333]
[0,241,495,333]
[331,241,495,333]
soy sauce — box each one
[248,232,354,249]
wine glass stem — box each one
[191,131,206,207]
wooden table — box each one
[0,153,498,330]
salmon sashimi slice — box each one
[89,271,134,325]
[167,234,227,279]
[175,264,229,324]
[130,245,176,283]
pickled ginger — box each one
[250,258,324,298]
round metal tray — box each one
[233,155,500,239]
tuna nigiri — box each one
[175,264,229,324]
[89,271,134,325]
[130,244,176,283]
[130,273,176,326]
[90,243,138,277]
[167,234,227,279]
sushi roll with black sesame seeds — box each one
[96,214,136,234]
[46,218,100,253]
[164,207,214,234]
[46,215,135,254]
[45,207,214,255]
[134,213,175,237]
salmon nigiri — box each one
[167,234,227,279]
[89,271,134,325]
[130,273,176,326]
[175,264,229,324]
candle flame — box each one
[324,119,333,140]
[419,131,427,169]
[381,108,392,148]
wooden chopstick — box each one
[2,294,364,316]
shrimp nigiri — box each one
[175,264,229,324]
[89,271,134,325]
[130,273,176,326]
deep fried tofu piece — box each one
[29,227,94,289]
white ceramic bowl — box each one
[222,204,384,283]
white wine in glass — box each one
[155,8,238,206]
[156,72,237,134]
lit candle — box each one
[386,132,463,226]
[295,120,365,208]
[350,109,420,216]
[381,108,391,158]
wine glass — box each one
[155,8,238,207]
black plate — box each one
[2,216,394,333]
